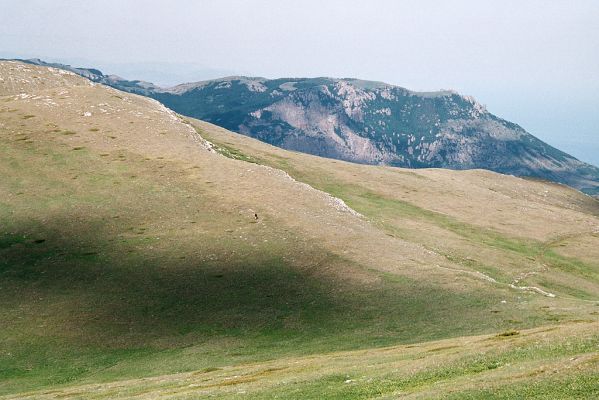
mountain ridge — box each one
[12,58,599,196]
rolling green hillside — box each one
[1,61,598,399]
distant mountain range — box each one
[16,58,599,195]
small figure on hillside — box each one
[254,213,259,220]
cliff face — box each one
[17,59,599,194]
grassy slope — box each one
[0,62,598,398]
[195,120,599,301]
[12,322,599,399]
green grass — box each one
[443,374,599,400]
[1,134,543,394]
[203,332,599,399]
[0,217,526,393]
[214,142,260,163]
[193,126,263,164]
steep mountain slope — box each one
[16,58,599,195]
[1,61,598,398]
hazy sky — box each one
[2,0,598,165]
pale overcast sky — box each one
[1,0,598,165]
